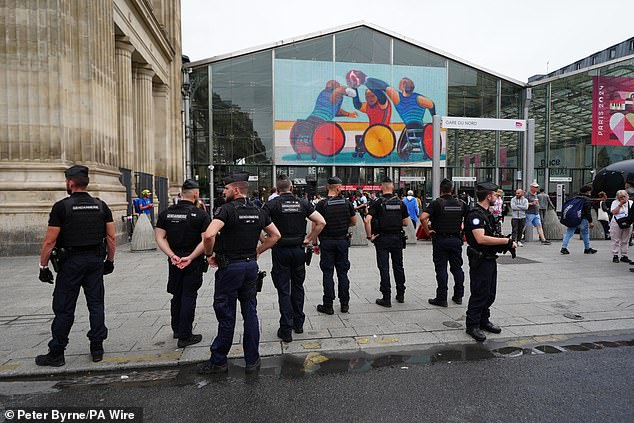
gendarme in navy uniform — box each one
[155,179,211,349]
[365,177,410,307]
[420,178,468,307]
[263,175,325,342]
[464,182,516,342]
[36,165,116,366]
[198,172,280,374]
[314,176,356,315]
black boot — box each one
[90,341,104,363]
[35,350,65,367]
[375,295,392,308]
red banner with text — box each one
[592,76,634,146]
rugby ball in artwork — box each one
[345,70,366,88]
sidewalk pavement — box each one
[1,234,633,378]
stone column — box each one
[153,84,170,179]
[115,37,135,169]
[133,65,155,174]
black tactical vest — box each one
[272,194,307,247]
[464,205,498,254]
[376,196,403,234]
[320,196,351,240]
[164,202,204,256]
[433,197,465,235]
[60,195,105,247]
[215,199,263,260]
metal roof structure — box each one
[185,21,526,87]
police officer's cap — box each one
[476,181,499,193]
[327,176,342,185]
[64,165,89,178]
[382,176,393,183]
[223,172,250,185]
[182,179,199,190]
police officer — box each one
[36,165,116,366]
[198,172,281,374]
[364,177,410,307]
[464,182,516,342]
[264,176,325,342]
[155,179,211,348]
[314,176,356,315]
[420,179,468,307]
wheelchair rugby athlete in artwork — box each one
[288,69,437,163]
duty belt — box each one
[227,257,256,264]
[61,245,104,255]
[435,233,461,238]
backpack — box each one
[560,196,585,228]
[133,198,143,214]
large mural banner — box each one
[592,76,634,146]
[274,59,447,166]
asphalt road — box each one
[1,346,632,423]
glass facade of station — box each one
[528,57,634,195]
[188,26,633,200]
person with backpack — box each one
[365,177,410,307]
[560,185,597,255]
[609,190,633,264]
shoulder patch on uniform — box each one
[471,217,481,226]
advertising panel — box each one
[592,76,634,146]
[274,59,447,166]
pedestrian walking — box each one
[420,179,468,307]
[314,176,356,315]
[155,179,211,349]
[402,190,420,229]
[198,173,281,374]
[36,165,116,366]
[525,183,551,245]
[263,176,325,342]
[464,182,516,342]
[609,190,633,264]
[364,177,410,307]
[510,189,528,246]
[560,185,597,255]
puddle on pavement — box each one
[2,336,632,392]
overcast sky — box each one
[181,0,632,82]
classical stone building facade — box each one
[0,0,183,255]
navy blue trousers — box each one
[210,260,259,366]
[49,254,107,352]
[319,239,351,306]
[432,236,465,301]
[271,246,306,334]
[465,258,497,329]
[168,260,203,340]
[374,234,405,295]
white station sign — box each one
[549,176,572,182]
[441,117,527,132]
[452,176,477,182]
[400,176,426,182]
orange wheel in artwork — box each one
[423,123,434,159]
[313,121,345,156]
[362,124,396,159]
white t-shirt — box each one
[611,199,633,221]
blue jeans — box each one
[562,219,590,250]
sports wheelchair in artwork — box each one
[289,119,433,161]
